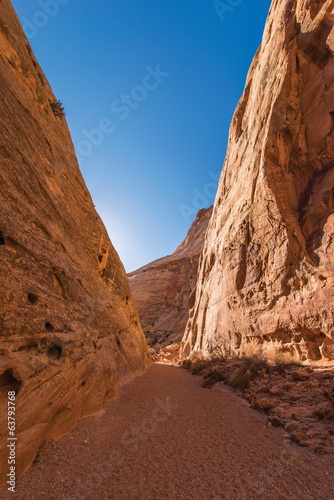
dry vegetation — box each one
[182,354,271,390]
[181,350,334,454]
[49,99,65,118]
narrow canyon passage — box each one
[3,364,334,500]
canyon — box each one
[0,0,148,486]
[182,0,334,365]
[1,0,334,495]
[128,207,212,348]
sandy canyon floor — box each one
[1,364,333,500]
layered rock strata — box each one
[0,0,148,485]
[128,207,212,347]
[182,0,334,364]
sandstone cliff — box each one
[128,207,212,347]
[0,0,148,485]
[182,0,334,364]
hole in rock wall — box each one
[47,344,62,360]
[45,322,54,332]
[0,231,5,245]
[27,293,39,305]
[330,111,334,129]
[0,370,22,396]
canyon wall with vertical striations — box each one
[0,0,148,486]
[128,207,212,347]
[182,0,334,364]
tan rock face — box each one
[182,0,334,364]
[128,207,212,347]
[0,0,148,485]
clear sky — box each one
[12,0,272,272]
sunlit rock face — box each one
[0,0,148,484]
[182,0,334,364]
[128,207,212,347]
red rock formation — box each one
[128,207,212,347]
[0,0,148,486]
[182,0,334,364]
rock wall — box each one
[0,0,148,485]
[182,0,334,364]
[128,207,212,347]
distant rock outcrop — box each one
[128,207,212,347]
[182,0,334,364]
[0,0,148,485]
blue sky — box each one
[12,0,272,272]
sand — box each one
[1,363,333,499]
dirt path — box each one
[1,364,334,500]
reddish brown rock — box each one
[0,0,148,486]
[128,207,212,347]
[186,356,334,453]
[253,397,275,411]
[182,0,334,364]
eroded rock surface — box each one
[0,0,148,485]
[182,0,334,364]
[128,207,212,347]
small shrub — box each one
[189,358,208,375]
[271,354,303,367]
[239,354,268,374]
[209,338,232,360]
[261,339,303,366]
[181,359,192,370]
[231,373,251,390]
[49,99,65,118]
[201,361,226,388]
[241,338,264,358]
